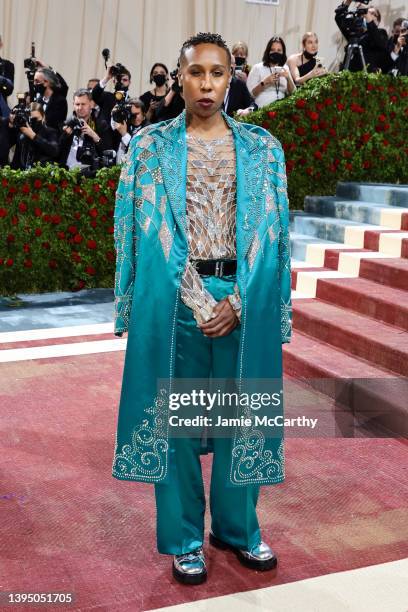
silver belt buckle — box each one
[215,261,224,277]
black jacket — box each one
[30,72,69,131]
[335,3,389,73]
[58,114,113,168]
[91,82,120,123]
[225,76,254,116]
[10,123,60,170]
[0,116,10,165]
[384,36,408,75]
[0,57,14,115]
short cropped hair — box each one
[73,88,92,100]
[179,32,231,67]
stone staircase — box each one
[284,182,408,436]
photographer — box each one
[111,98,149,163]
[59,88,112,170]
[31,64,68,130]
[0,34,14,118]
[246,37,296,109]
[139,63,170,123]
[287,32,328,86]
[335,1,388,73]
[91,65,131,123]
[387,19,408,76]
[154,66,185,122]
[8,102,59,170]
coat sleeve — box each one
[269,141,292,344]
[113,135,140,336]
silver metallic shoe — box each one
[209,531,277,571]
[172,547,207,585]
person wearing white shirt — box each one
[246,36,296,109]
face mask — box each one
[234,56,246,66]
[33,83,46,97]
[115,82,129,93]
[303,50,318,60]
[152,74,166,87]
[29,118,42,131]
[269,52,284,65]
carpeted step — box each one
[283,331,408,436]
[293,214,383,243]
[315,276,408,331]
[292,299,408,376]
[358,258,408,291]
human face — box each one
[304,36,318,54]
[33,71,47,88]
[179,43,231,117]
[73,95,92,119]
[367,7,379,25]
[131,105,144,125]
[152,66,167,78]
[30,110,43,121]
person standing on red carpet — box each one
[112,32,292,585]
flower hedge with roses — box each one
[240,71,408,209]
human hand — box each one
[63,125,73,136]
[81,122,99,141]
[199,298,239,337]
[116,121,128,136]
[20,125,36,139]
[235,70,247,82]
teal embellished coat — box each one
[112,109,292,487]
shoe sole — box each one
[172,563,207,585]
[209,532,277,571]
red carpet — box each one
[1,350,407,611]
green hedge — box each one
[241,71,408,209]
[1,72,407,295]
[0,165,120,295]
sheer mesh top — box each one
[180,130,241,325]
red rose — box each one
[384,124,390,131]
[296,126,306,136]
[9,186,17,194]
[306,167,313,176]
[23,244,30,253]
[1,178,8,187]
[90,220,97,228]
[378,114,386,122]
[361,133,371,143]
[363,161,371,169]
[101,215,107,222]
[268,111,277,119]
[292,114,301,123]
[99,195,108,205]
[42,241,51,249]
[337,103,345,111]
[72,252,82,263]
[93,184,101,192]
[33,179,42,189]
[314,151,323,160]
[34,207,42,217]
[299,158,307,166]
[311,124,319,132]
[296,99,307,109]
[43,214,51,222]
[390,96,398,103]
[6,234,15,242]
[75,280,86,291]
[345,162,353,171]
[6,258,14,266]
[49,259,58,269]
[286,160,295,173]
[308,111,319,121]
[351,103,364,113]
[108,209,114,218]
[329,128,336,137]
[319,121,328,130]
[87,239,97,249]
[68,225,78,234]
[47,184,57,193]
[73,234,83,244]
[57,231,66,239]
[382,139,389,146]
[22,184,30,194]
[31,194,39,201]
[107,226,114,234]
[367,83,374,91]
[35,228,42,237]
[74,212,81,220]
[86,265,96,275]
[89,208,98,218]
[74,185,82,194]
[375,125,384,133]
[60,179,69,189]
[24,259,33,268]
[107,179,116,189]
[86,196,94,204]
[12,215,18,225]
[324,98,333,106]
[51,215,61,224]
[0,208,7,217]
[106,250,115,262]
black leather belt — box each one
[192,259,237,277]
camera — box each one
[170,67,182,93]
[11,94,30,129]
[76,141,95,166]
[64,115,85,137]
[24,42,38,80]
[110,62,128,79]
[111,91,133,124]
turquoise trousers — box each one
[154,275,262,555]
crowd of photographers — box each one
[0,0,407,174]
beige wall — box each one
[0,0,405,106]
